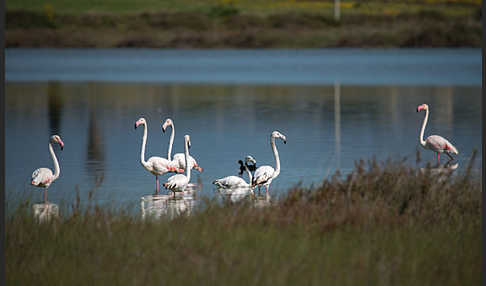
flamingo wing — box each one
[173,153,187,169]
[173,153,198,169]
[252,165,275,186]
[165,174,189,191]
[147,157,172,174]
[31,168,53,186]
[213,176,247,189]
[426,135,459,154]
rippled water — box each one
[5,49,481,209]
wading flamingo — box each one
[163,135,193,197]
[252,131,287,194]
[162,118,203,173]
[417,104,458,164]
[31,135,64,204]
[135,117,182,194]
[213,156,257,189]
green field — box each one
[6,0,481,15]
[6,157,481,285]
[6,0,481,48]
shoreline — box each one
[6,9,481,49]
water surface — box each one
[6,49,480,85]
[5,49,481,208]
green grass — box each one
[6,0,481,47]
[5,9,481,48]
[6,156,481,285]
[5,0,481,16]
[5,0,481,48]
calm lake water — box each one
[5,49,481,208]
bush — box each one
[208,4,240,18]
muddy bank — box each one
[6,10,481,48]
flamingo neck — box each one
[49,142,60,179]
[167,123,174,161]
[271,136,280,179]
[419,109,428,147]
[184,140,191,181]
[140,123,148,167]
[245,164,252,186]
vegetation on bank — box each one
[6,0,481,48]
[6,156,481,285]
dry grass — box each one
[6,155,481,285]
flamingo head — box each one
[135,118,146,129]
[417,104,429,112]
[271,130,287,144]
[245,155,257,165]
[162,118,173,133]
[50,135,64,150]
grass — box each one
[6,155,481,285]
[5,0,481,15]
[5,0,481,47]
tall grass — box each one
[6,157,480,285]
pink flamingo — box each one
[135,118,183,194]
[31,135,64,204]
[417,104,458,164]
[162,118,203,173]
[251,131,287,194]
[163,135,192,198]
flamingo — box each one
[163,135,193,197]
[31,135,64,204]
[162,118,203,173]
[252,131,287,194]
[135,117,182,194]
[417,104,458,164]
[213,156,257,189]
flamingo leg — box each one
[266,185,269,194]
[156,175,159,194]
[436,153,440,164]
[44,188,48,204]
[446,152,454,160]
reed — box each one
[6,156,480,285]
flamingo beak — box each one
[134,123,138,129]
[283,140,287,144]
